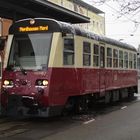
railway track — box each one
[0,95,139,140]
[0,117,29,138]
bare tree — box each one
[92,0,140,14]
[90,0,140,31]
[92,0,140,19]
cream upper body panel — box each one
[48,33,137,70]
[48,33,63,68]
[3,35,13,69]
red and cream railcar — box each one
[0,18,138,117]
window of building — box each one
[93,20,95,26]
[119,50,123,68]
[107,47,112,67]
[74,4,78,12]
[134,54,137,69]
[93,44,99,67]
[83,42,91,66]
[124,52,128,68]
[113,49,118,68]
[129,53,133,69]
[63,38,74,65]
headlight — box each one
[37,80,43,86]
[3,80,14,87]
[36,79,48,87]
[42,80,48,86]
[4,80,10,86]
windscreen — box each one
[8,33,52,70]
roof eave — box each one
[32,0,90,23]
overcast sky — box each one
[84,0,140,49]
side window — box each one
[93,44,99,67]
[134,54,137,69]
[100,46,105,68]
[83,42,91,66]
[124,52,128,68]
[63,38,74,65]
[107,47,112,67]
[129,53,133,69]
[113,49,118,68]
[119,50,123,68]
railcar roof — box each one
[12,18,136,52]
[59,22,136,52]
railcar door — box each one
[99,45,106,96]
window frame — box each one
[107,47,112,68]
[124,51,128,69]
[63,38,75,66]
[134,53,137,69]
[129,52,133,69]
[113,49,118,68]
[100,46,105,68]
[93,44,99,67]
[83,42,91,66]
[119,50,123,68]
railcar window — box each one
[100,46,105,68]
[134,54,137,69]
[119,50,123,68]
[107,48,112,67]
[8,33,52,70]
[129,53,133,69]
[113,49,118,68]
[93,44,99,67]
[83,42,91,66]
[63,38,74,65]
[124,52,128,68]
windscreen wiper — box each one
[18,63,27,75]
[14,53,27,75]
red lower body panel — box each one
[0,68,137,117]
[48,68,137,105]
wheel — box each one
[105,92,111,103]
[74,96,89,114]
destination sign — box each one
[19,26,49,32]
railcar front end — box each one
[0,18,67,117]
